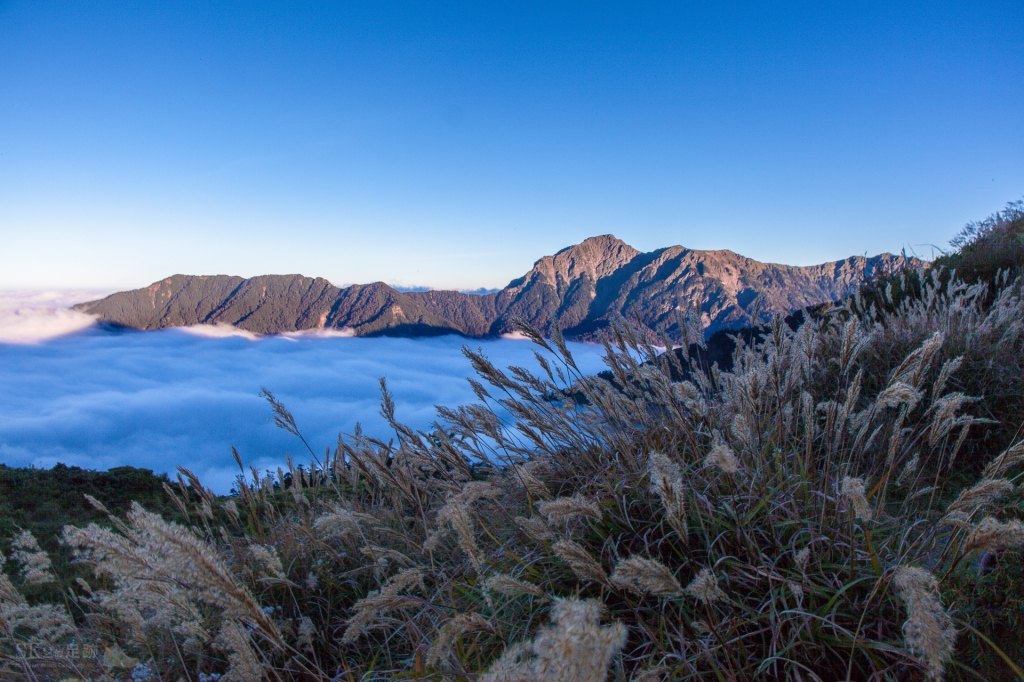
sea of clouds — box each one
[0,291,607,492]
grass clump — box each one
[3,274,1024,680]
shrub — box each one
[937,199,1024,284]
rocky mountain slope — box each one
[76,236,920,340]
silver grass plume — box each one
[515,463,552,500]
[876,381,922,411]
[647,452,688,540]
[515,515,555,542]
[892,566,956,681]
[480,598,626,682]
[610,556,682,597]
[794,547,811,572]
[552,539,610,586]
[435,481,500,572]
[360,544,415,566]
[10,530,55,585]
[248,544,285,580]
[945,478,1014,517]
[704,437,741,474]
[341,568,425,643]
[296,616,316,652]
[426,612,493,667]
[438,499,483,573]
[898,454,920,486]
[840,477,873,521]
[982,441,1024,479]
[962,516,1024,555]
[312,507,378,541]
[537,494,602,525]
[485,573,545,598]
[218,619,265,682]
[62,502,283,647]
[931,356,963,401]
[685,568,726,605]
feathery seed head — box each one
[480,598,626,682]
[427,612,493,667]
[439,499,483,572]
[840,477,873,521]
[946,478,1014,516]
[552,539,610,586]
[940,510,972,529]
[296,616,316,652]
[537,494,602,525]
[963,516,1024,555]
[685,568,725,605]
[892,566,956,681]
[485,573,544,598]
[705,438,740,474]
[248,544,285,580]
[983,442,1024,479]
[610,556,682,597]
[647,452,689,540]
[898,454,920,486]
[876,381,922,410]
[10,530,55,585]
[515,515,555,542]
[515,464,552,500]
[794,547,811,571]
[217,620,265,682]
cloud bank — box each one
[0,290,112,343]
[0,296,607,492]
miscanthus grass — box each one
[2,271,1024,680]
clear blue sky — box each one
[1,1,1021,290]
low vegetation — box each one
[2,204,1024,681]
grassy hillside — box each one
[2,204,1024,681]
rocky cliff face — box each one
[76,236,921,340]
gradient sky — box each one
[1,1,1022,291]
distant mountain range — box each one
[76,236,920,340]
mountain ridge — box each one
[76,235,921,340]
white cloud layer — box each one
[0,293,607,493]
[0,290,111,343]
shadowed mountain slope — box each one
[76,236,919,340]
